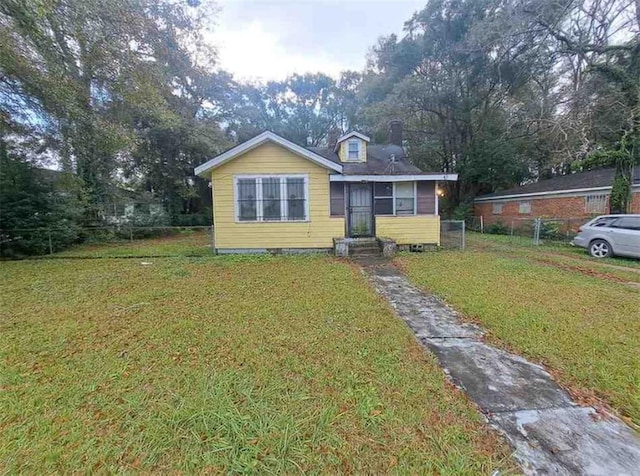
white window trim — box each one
[492,202,504,215]
[373,182,417,216]
[234,174,310,223]
[346,140,361,161]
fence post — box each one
[510,220,514,236]
[462,220,466,250]
[480,215,484,234]
[48,229,53,254]
[129,224,133,242]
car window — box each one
[591,217,617,227]
[610,217,640,231]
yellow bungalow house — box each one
[194,122,457,254]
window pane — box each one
[396,198,415,215]
[395,182,415,215]
[287,178,305,220]
[374,197,393,215]
[518,201,531,214]
[374,182,393,197]
[492,203,503,215]
[262,178,281,221]
[348,141,359,159]
[238,179,257,221]
[395,182,414,198]
[612,217,640,230]
[330,182,344,217]
[593,217,616,227]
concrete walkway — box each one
[360,259,640,475]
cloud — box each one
[208,20,350,82]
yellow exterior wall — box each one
[338,138,367,162]
[375,215,440,245]
[211,142,345,250]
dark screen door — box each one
[348,184,373,237]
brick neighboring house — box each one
[474,168,640,226]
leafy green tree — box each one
[0,0,228,223]
[225,72,363,146]
[537,0,640,212]
[0,139,85,257]
[360,0,548,210]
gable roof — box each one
[194,131,343,177]
[335,131,370,146]
[475,167,640,201]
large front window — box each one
[374,182,416,216]
[236,175,308,222]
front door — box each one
[348,183,374,237]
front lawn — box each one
[54,229,212,258]
[0,252,513,473]
[397,248,640,427]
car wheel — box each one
[589,239,612,258]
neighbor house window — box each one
[235,175,307,222]
[374,182,416,216]
[518,201,531,214]
[585,194,607,214]
[347,140,360,160]
[492,203,503,215]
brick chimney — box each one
[388,120,403,146]
[327,128,340,151]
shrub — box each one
[485,221,509,235]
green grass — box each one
[54,230,213,258]
[0,248,514,473]
[397,245,640,427]
[469,232,640,270]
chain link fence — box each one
[4,220,471,259]
[469,216,588,245]
[440,220,466,250]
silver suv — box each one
[571,214,640,259]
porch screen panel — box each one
[262,178,281,220]
[395,182,415,215]
[238,179,257,221]
[417,181,436,214]
[287,178,305,220]
[374,182,393,215]
[330,182,345,217]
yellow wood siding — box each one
[211,142,345,249]
[338,138,367,162]
[375,215,440,245]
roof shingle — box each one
[307,144,429,175]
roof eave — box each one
[474,185,614,202]
[330,174,458,182]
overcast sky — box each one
[209,0,426,82]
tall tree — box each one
[361,0,552,210]
[0,0,229,222]
[225,72,362,146]
[532,0,640,212]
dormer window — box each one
[347,140,360,160]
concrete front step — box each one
[350,246,381,252]
[333,237,397,258]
